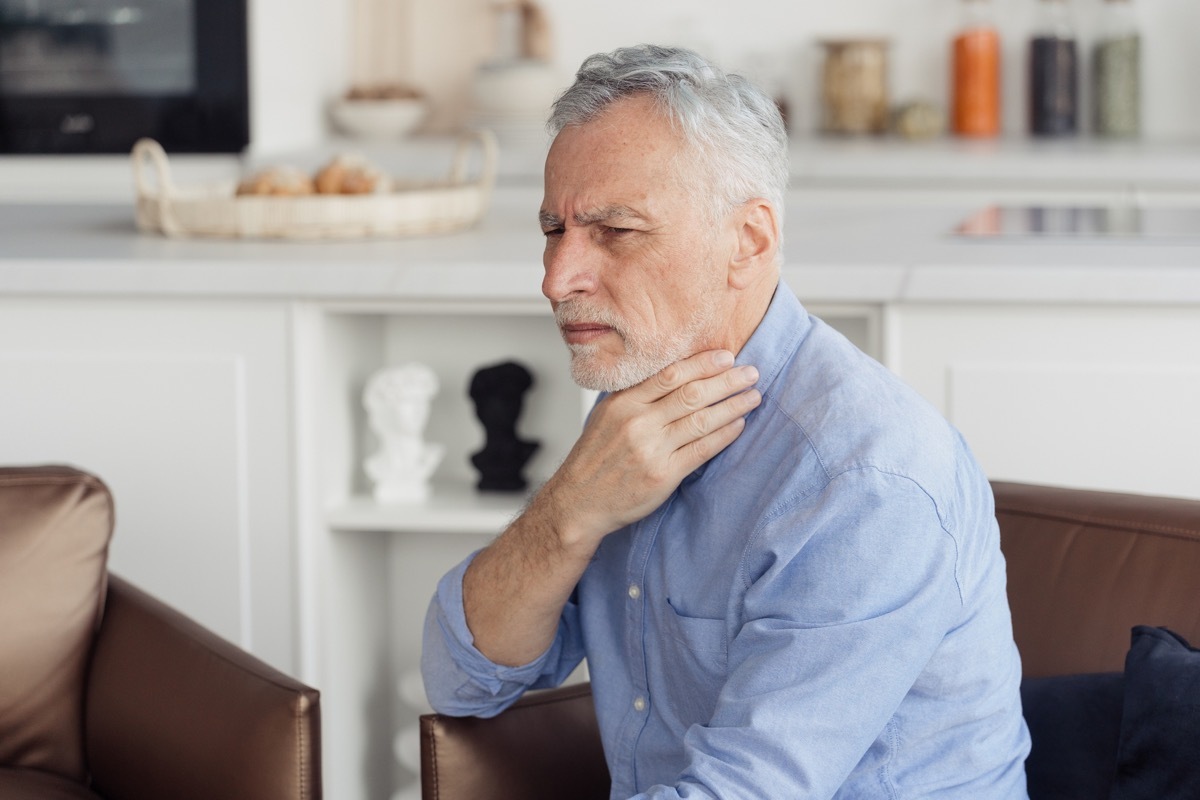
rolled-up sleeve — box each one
[421,550,587,718]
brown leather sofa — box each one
[0,465,322,800]
[420,481,1200,800]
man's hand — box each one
[462,349,759,666]
[543,349,762,549]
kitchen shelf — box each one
[787,136,1200,188]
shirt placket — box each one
[616,494,675,794]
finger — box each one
[665,363,760,421]
[666,383,761,448]
[626,349,736,402]
[669,415,749,476]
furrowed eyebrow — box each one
[573,205,642,226]
[539,205,645,230]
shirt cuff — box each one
[433,550,561,696]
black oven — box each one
[0,0,248,153]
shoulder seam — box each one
[738,466,964,604]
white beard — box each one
[555,293,721,392]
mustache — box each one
[554,302,626,337]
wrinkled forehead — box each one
[543,98,712,217]
[549,99,685,166]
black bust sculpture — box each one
[468,361,540,492]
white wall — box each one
[248,0,349,153]
[249,0,1200,151]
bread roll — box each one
[236,167,316,196]
[314,155,383,195]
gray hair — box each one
[548,44,789,233]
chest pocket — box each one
[655,598,729,725]
[663,597,728,660]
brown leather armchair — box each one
[420,481,1200,800]
[0,465,322,800]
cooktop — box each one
[954,206,1200,241]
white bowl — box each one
[329,97,428,139]
[470,59,559,115]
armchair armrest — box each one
[84,575,321,800]
[420,682,609,800]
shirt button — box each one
[633,696,647,712]
[627,584,641,600]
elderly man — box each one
[422,45,1030,799]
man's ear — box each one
[727,199,779,290]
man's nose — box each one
[542,231,598,302]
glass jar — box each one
[952,0,1001,137]
[819,39,889,135]
[1028,0,1079,136]
[1093,0,1141,137]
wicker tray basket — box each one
[132,131,497,239]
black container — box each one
[1029,36,1079,135]
[1028,0,1078,137]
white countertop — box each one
[788,137,1200,189]
[2,187,1200,305]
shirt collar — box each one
[733,278,809,401]
[681,279,810,485]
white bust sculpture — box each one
[363,363,445,503]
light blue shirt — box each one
[423,281,1031,799]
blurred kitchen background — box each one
[266,0,1200,146]
[3,0,1199,199]
[4,4,1200,800]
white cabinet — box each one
[0,299,297,671]
[293,301,582,800]
[891,304,1200,501]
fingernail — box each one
[713,350,734,367]
[739,366,759,382]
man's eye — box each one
[606,226,634,236]
[542,227,564,238]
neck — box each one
[707,271,780,358]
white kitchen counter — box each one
[2,187,1199,305]
[788,137,1200,188]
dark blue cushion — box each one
[1109,626,1200,800]
[1021,672,1124,800]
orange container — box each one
[952,27,1001,137]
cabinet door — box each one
[0,299,296,671]
[893,305,1200,500]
